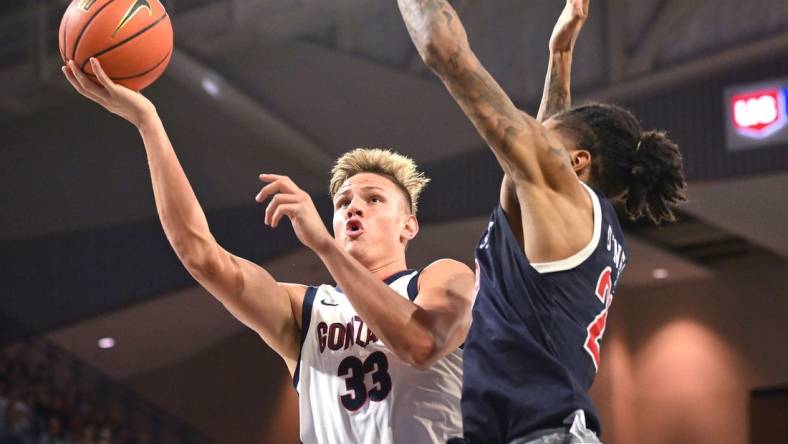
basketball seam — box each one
[70,0,119,62]
[59,12,69,61]
[80,12,169,72]
[85,48,171,81]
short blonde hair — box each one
[329,148,430,214]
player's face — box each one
[331,173,417,263]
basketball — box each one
[58,0,173,91]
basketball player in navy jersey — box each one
[398,0,687,443]
[62,59,474,443]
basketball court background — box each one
[1,0,787,443]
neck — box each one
[362,255,409,281]
[576,167,593,184]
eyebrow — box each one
[335,186,388,199]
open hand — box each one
[549,0,589,53]
[255,174,335,253]
[62,58,156,128]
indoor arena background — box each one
[1,0,787,443]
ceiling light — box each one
[652,268,670,280]
[97,337,115,349]
[201,77,221,98]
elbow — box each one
[171,236,218,277]
[419,31,469,73]
[421,39,448,69]
[403,333,444,371]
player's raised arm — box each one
[396,0,578,193]
[501,0,590,237]
[62,59,303,371]
[537,0,588,122]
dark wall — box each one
[127,330,300,443]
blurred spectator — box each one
[0,379,9,428]
[0,345,127,444]
[0,340,206,444]
[38,417,67,444]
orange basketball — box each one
[58,0,173,91]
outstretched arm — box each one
[503,0,590,241]
[399,0,598,263]
[62,60,303,372]
[538,0,588,122]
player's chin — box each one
[340,237,363,252]
[344,242,374,263]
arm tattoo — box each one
[440,49,523,154]
[548,145,571,169]
[400,0,534,161]
[543,63,569,120]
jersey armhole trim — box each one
[407,269,421,301]
[293,285,318,389]
[530,182,602,274]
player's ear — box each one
[570,149,592,174]
[401,214,419,242]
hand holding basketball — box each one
[63,58,156,127]
[59,0,173,91]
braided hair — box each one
[553,103,687,224]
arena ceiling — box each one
[1,0,787,378]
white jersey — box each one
[294,270,464,444]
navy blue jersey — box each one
[461,183,627,444]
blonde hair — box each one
[329,148,430,214]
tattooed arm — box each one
[537,0,588,121]
[397,0,575,191]
[503,0,590,244]
[398,0,596,262]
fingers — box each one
[255,181,279,203]
[89,57,117,91]
[572,0,589,18]
[270,203,300,228]
[259,173,283,183]
[264,194,300,227]
[255,174,313,228]
[256,174,301,202]
[64,60,109,103]
[62,64,99,102]
[61,65,84,93]
[259,173,298,189]
[67,60,94,91]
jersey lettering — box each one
[584,266,612,371]
[606,225,627,287]
[317,317,379,353]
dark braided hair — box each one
[553,103,687,224]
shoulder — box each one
[423,258,473,276]
[280,282,310,300]
[419,259,474,294]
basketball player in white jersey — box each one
[61,59,474,443]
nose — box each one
[346,199,363,218]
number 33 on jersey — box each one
[294,270,464,444]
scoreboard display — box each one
[724,79,788,151]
